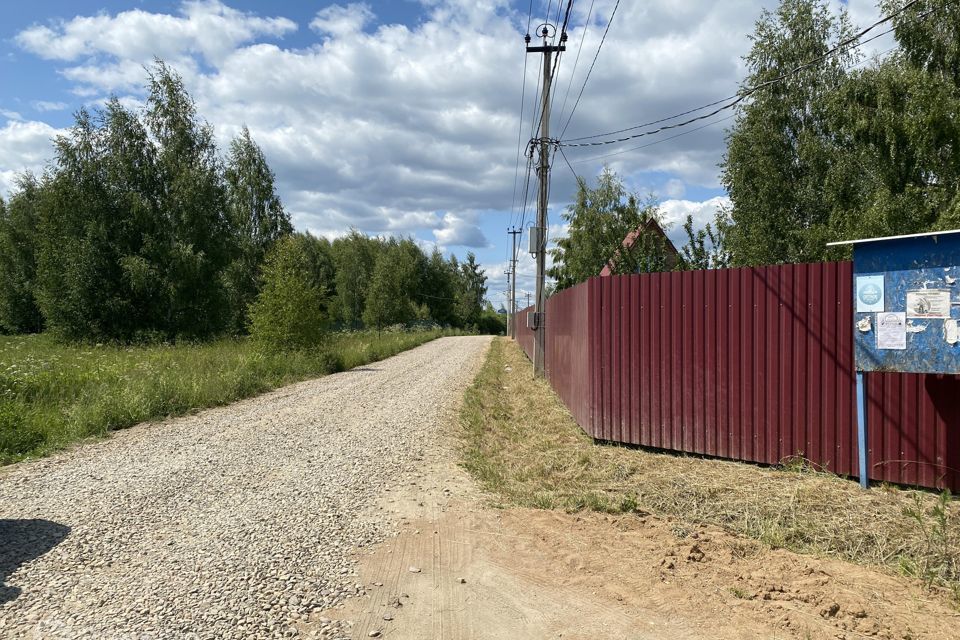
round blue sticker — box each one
[859,283,882,305]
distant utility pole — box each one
[507,227,522,339]
[504,268,512,336]
[527,23,565,377]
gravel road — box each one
[0,336,491,640]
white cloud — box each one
[658,195,731,248]
[15,0,296,65]
[5,0,881,256]
[0,120,63,196]
[434,211,489,248]
[310,3,375,37]
[31,101,68,112]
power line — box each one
[570,114,735,166]
[557,0,620,140]
[561,32,906,168]
[509,0,537,229]
[555,0,595,130]
[559,0,929,148]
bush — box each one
[248,236,327,351]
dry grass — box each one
[460,338,960,599]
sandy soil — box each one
[304,431,960,639]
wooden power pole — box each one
[526,24,564,377]
[507,227,521,339]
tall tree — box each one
[35,101,165,341]
[145,60,232,338]
[223,126,293,332]
[422,248,457,326]
[549,168,669,290]
[362,239,425,329]
[721,0,856,265]
[332,231,379,328]
[453,252,487,328]
[0,176,43,333]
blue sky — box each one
[0,0,888,309]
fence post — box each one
[856,371,869,489]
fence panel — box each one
[511,261,959,491]
[545,284,593,430]
[593,265,860,476]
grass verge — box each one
[1,328,460,464]
[460,337,960,601]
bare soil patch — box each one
[304,338,959,639]
[309,455,959,640]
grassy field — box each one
[0,328,458,464]
[460,338,960,602]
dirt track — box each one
[320,452,960,640]
[2,335,958,639]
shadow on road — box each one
[0,519,70,604]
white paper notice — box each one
[877,312,906,350]
[906,289,951,318]
[945,319,959,345]
[856,275,884,312]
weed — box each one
[902,491,958,590]
[460,338,960,602]
[729,586,751,600]
[0,329,459,463]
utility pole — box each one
[504,268,512,337]
[507,227,521,339]
[527,23,565,377]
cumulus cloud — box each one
[15,0,296,65]
[6,0,877,257]
[434,211,490,248]
[658,195,731,248]
[0,119,63,196]
[310,3,375,37]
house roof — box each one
[599,218,680,276]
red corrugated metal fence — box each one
[511,261,960,491]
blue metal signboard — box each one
[828,229,960,488]
[839,231,960,375]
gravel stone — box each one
[0,336,491,639]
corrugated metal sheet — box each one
[544,283,592,428]
[512,261,960,491]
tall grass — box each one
[0,329,457,464]
[461,338,960,601]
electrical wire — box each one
[555,0,595,131]
[562,33,907,167]
[559,0,929,148]
[508,0,537,229]
[557,0,620,140]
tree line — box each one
[723,0,960,265]
[550,0,958,290]
[0,62,497,343]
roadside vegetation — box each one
[0,61,504,465]
[461,338,960,602]
[0,328,460,464]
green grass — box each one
[460,338,960,603]
[0,328,459,464]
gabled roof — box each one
[599,218,680,276]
